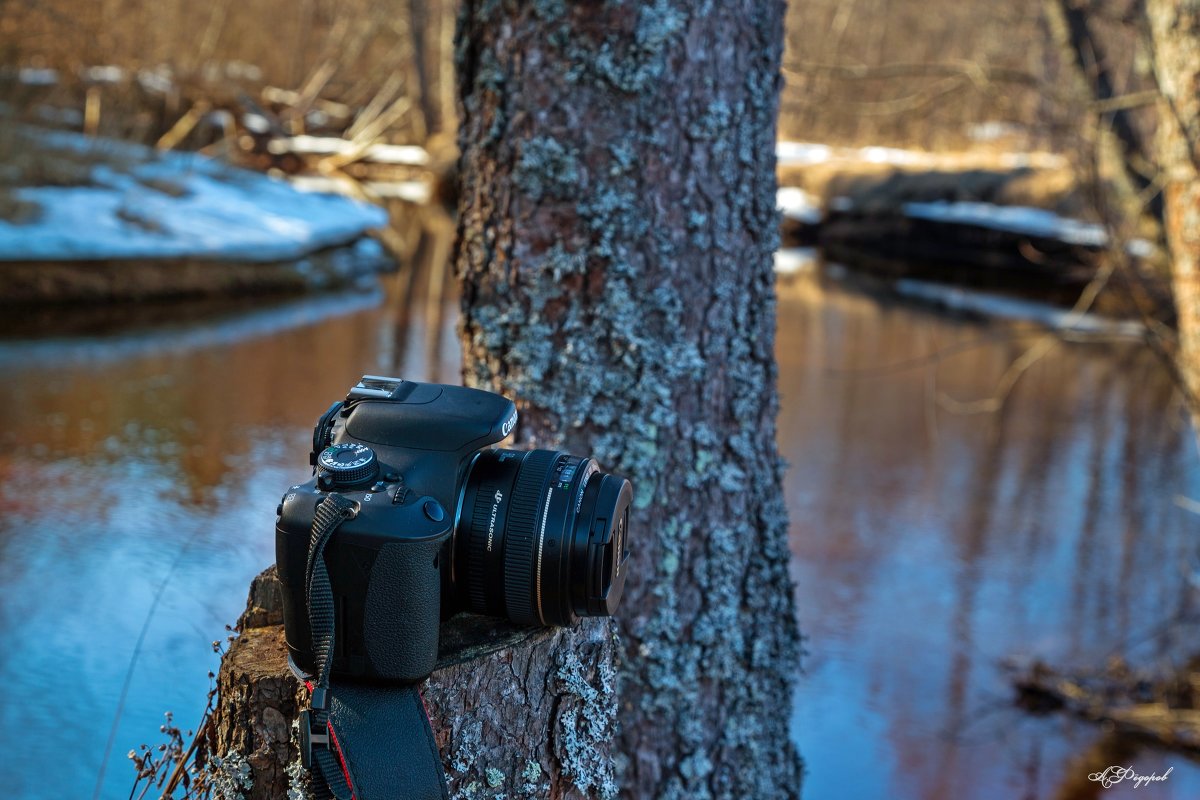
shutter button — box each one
[422,500,445,522]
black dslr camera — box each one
[276,376,633,684]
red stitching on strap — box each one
[327,721,357,800]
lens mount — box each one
[453,448,632,626]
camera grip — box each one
[365,539,443,682]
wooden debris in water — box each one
[1011,658,1200,753]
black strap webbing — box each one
[306,493,357,800]
[303,494,450,800]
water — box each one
[0,286,457,799]
[779,273,1200,799]
[0,271,1196,798]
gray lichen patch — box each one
[206,751,254,800]
[513,137,581,201]
[450,718,486,774]
[550,650,618,800]
[521,759,542,784]
[426,619,619,799]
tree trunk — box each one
[407,0,442,138]
[210,567,620,799]
[453,3,803,798]
[1147,0,1200,419]
[1045,0,1163,222]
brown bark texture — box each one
[1149,0,1200,416]
[210,567,620,799]
[453,2,803,798]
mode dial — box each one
[316,443,378,486]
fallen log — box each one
[0,240,390,306]
[208,566,620,799]
[1012,659,1200,754]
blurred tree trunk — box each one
[453,2,802,798]
[1147,0,1200,419]
[407,0,441,138]
[1045,0,1163,222]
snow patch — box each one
[136,67,176,95]
[777,187,821,224]
[893,279,1145,338]
[0,130,388,263]
[82,65,126,85]
[776,140,1065,170]
[902,201,1155,258]
[904,201,1106,246]
[268,135,430,166]
[774,248,818,275]
[859,145,928,166]
[290,175,431,205]
[17,67,59,86]
[775,142,832,167]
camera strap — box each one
[302,494,450,800]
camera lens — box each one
[452,448,632,626]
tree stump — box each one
[209,566,620,799]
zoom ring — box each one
[503,450,556,625]
[467,485,499,614]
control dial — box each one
[317,443,378,486]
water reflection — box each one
[0,286,459,799]
[1,264,1197,799]
[779,271,1200,800]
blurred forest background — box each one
[0,0,1181,336]
[0,0,1149,146]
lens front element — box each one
[454,448,632,626]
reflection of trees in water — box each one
[1069,359,1116,665]
[933,403,1009,800]
[0,303,389,498]
[385,202,458,385]
[777,273,1200,799]
[0,201,465,506]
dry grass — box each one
[1,0,457,149]
[2,0,1133,156]
[781,0,1155,153]
[779,147,1084,218]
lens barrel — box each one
[453,448,632,626]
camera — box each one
[276,376,633,684]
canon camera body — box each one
[276,376,632,684]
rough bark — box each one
[453,3,802,798]
[1148,0,1200,418]
[210,567,620,799]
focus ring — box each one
[466,485,499,614]
[503,450,556,625]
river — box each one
[0,269,1196,799]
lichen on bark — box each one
[212,568,621,799]
[454,1,802,797]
